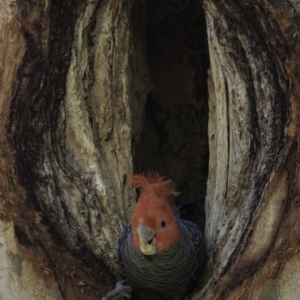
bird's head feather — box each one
[128,173,181,254]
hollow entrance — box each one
[132,0,209,228]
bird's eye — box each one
[161,220,166,228]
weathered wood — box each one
[1,0,139,298]
[197,0,300,299]
[1,0,300,299]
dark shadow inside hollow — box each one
[131,0,210,229]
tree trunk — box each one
[198,1,300,299]
[0,0,299,299]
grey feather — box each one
[118,216,206,300]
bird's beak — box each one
[137,224,157,255]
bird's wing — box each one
[118,221,132,264]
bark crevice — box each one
[1,0,300,299]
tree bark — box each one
[0,0,299,299]
[198,0,300,299]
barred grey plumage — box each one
[118,215,205,299]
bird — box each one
[102,173,206,300]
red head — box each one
[128,173,181,255]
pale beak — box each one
[137,224,157,255]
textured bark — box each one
[0,0,300,299]
[1,0,138,298]
[197,0,300,299]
